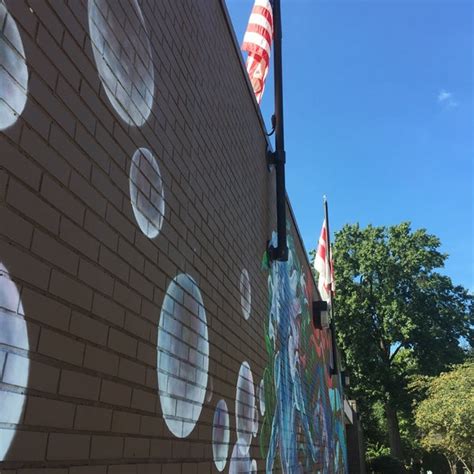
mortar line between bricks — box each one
[0,420,222,442]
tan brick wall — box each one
[0,0,347,472]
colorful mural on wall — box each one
[260,231,348,473]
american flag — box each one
[241,0,273,104]
[314,219,335,302]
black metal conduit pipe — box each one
[268,0,288,262]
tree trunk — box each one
[446,456,457,474]
[384,401,404,460]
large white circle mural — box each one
[88,0,154,126]
[0,262,29,460]
[235,361,256,454]
[129,147,165,238]
[0,2,28,130]
[239,269,251,320]
[212,399,230,471]
[157,273,209,438]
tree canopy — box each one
[412,361,474,473]
[331,222,473,460]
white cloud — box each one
[438,90,451,102]
[437,89,459,108]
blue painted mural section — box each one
[260,231,347,473]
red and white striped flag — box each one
[241,0,273,104]
[314,219,335,302]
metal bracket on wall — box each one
[312,300,330,329]
[341,370,350,388]
[266,146,276,169]
[266,148,286,167]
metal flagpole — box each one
[268,0,288,262]
[324,195,339,375]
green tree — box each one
[412,362,474,473]
[331,222,472,461]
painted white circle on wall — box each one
[206,375,213,403]
[235,361,255,454]
[0,3,28,131]
[212,399,230,471]
[157,273,209,438]
[252,405,258,437]
[88,0,154,127]
[229,440,252,473]
[258,378,265,415]
[0,263,29,460]
[129,147,165,238]
[239,269,251,320]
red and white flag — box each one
[241,0,273,104]
[314,219,335,302]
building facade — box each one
[0,0,349,472]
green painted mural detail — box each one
[260,231,347,473]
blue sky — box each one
[226,0,473,291]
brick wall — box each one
[0,0,347,472]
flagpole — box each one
[324,195,339,375]
[268,0,288,262]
